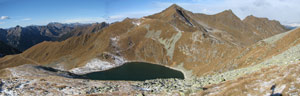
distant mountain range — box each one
[1,4,300,95]
[0,4,289,75]
[284,25,298,30]
[0,22,108,52]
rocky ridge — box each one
[0,22,108,51]
[0,4,289,78]
[0,4,297,96]
[0,20,299,96]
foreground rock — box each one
[0,56,298,95]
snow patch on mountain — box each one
[70,53,127,75]
[8,67,34,77]
[70,59,115,74]
[132,20,142,26]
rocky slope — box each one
[0,27,299,95]
[0,22,108,51]
[0,4,298,95]
[57,22,109,41]
[202,62,300,96]
[0,4,288,77]
[243,15,288,39]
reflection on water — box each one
[81,62,185,81]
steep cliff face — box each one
[0,4,289,78]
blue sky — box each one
[1,0,300,28]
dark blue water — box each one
[81,62,185,81]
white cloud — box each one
[63,17,106,23]
[0,16,10,20]
[201,8,212,14]
[107,15,126,22]
[285,23,300,27]
[106,9,163,23]
[109,15,125,19]
[22,18,31,21]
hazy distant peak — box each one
[47,22,64,28]
[15,25,21,28]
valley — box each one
[0,3,299,96]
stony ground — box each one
[1,42,300,96]
[1,61,299,96]
[201,62,300,96]
[0,4,298,96]
[0,76,204,96]
[1,31,300,95]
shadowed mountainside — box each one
[0,41,20,57]
[0,22,108,51]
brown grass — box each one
[0,4,294,79]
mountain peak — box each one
[218,9,235,15]
[166,4,185,11]
[13,25,22,31]
[168,4,181,9]
[244,15,258,19]
[48,22,63,26]
[146,4,188,20]
[47,22,64,28]
[243,15,270,22]
[215,9,241,21]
